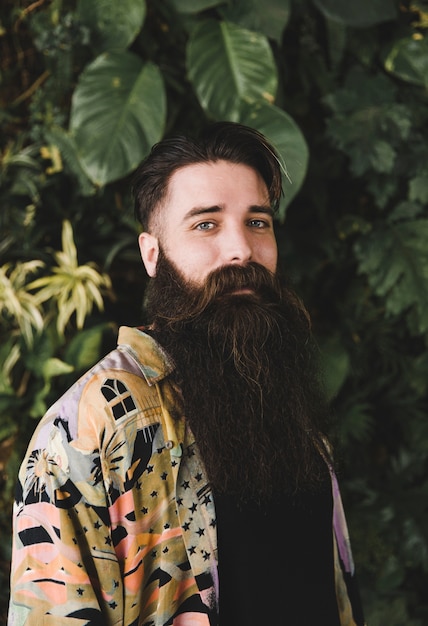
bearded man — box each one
[9,122,365,626]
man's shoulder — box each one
[29,327,174,452]
[116,325,175,384]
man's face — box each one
[139,160,278,286]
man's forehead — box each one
[165,160,269,200]
[167,159,265,186]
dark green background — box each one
[1,0,428,623]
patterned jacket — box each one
[9,326,364,625]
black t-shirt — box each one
[215,479,341,626]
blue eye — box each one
[249,219,267,228]
[196,222,214,230]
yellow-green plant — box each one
[0,260,45,345]
[28,220,113,335]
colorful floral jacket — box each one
[9,326,364,625]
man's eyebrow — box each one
[183,206,222,220]
[183,204,274,221]
[249,205,274,216]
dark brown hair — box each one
[132,121,283,231]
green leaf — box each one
[23,332,57,376]
[389,201,425,222]
[384,37,428,88]
[338,400,374,444]
[237,101,309,216]
[354,220,428,333]
[220,0,291,42]
[324,71,412,178]
[371,140,396,174]
[313,0,397,27]
[70,52,166,186]
[44,127,96,197]
[187,19,277,120]
[170,0,224,12]
[409,175,428,204]
[28,386,50,419]
[77,0,146,51]
[41,357,74,380]
[64,323,112,371]
[317,334,351,400]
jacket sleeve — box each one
[8,395,125,625]
[331,470,366,626]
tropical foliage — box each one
[1,0,428,622]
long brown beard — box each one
[145,252,331,501]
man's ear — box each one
[139,232,159,277]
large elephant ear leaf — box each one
[70,52,166,186]
[313,0,397,27]
[384,37,428,88]
[77,0,146,52]
[220,0,291,43]
[238,102,309,219]
[170,0,223,12]
[187,19,277,120]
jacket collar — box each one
[117,326,175,385]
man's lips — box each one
[219,287,259,299]
[212,281,262,302]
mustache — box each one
[208,261,276,286]
[195,262,281,305]
[151,260,286,324]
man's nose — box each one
[222,227,252,265]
